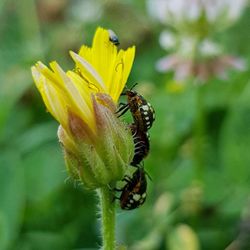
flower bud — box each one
[58,93,134,189]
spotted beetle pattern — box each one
[138,102,155,131]
[115,82,155,210]
[117,89,155,132]
[119,167,147,210]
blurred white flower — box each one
[147,0,247,82]
[159,31,176,50]
[148,0,201,24]
[177,36,197,58]
[204,0,247,24]
[160,35,223,58]
[69,0,103,23]
[156,54,246,81]
[147,0,247,31]
[199,39,222,57]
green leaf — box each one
[0,149,25,250]
[15,231,70,250]
[151,85,196,148]
[221,81,250,184]
[15,121,58,154]
[0,212,8,250]
[23,143,66,202]
[0,68,32,136]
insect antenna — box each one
[121,82,138,95]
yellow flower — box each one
[31,27,135,189]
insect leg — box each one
[116,103,128,113]
[122,175,132,182]
[117,106,130,117]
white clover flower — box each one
[148,0,247,82]
[147,0,247,31]
[204,0,247,24]
[199,39,222,57]
[147,0,201,24]
[159,31,176,50]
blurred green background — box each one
[0,0,250,249]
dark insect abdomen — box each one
[130,124,150,166]
[119,168,147,210]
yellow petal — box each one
[79,44,92,64]
[109,46,135,102]
[70,51,107,93]
[31,66,68,129]
[91,27,118,90]
[78,27,135,103]
[32,27,136,137]
[35,61,60,87]
[49,62,96,132]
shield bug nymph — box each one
[117,84,155,132]
[117,167,147,210]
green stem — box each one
[98,186,116,250]
[194,86,205,181]
[191,35,206,182]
